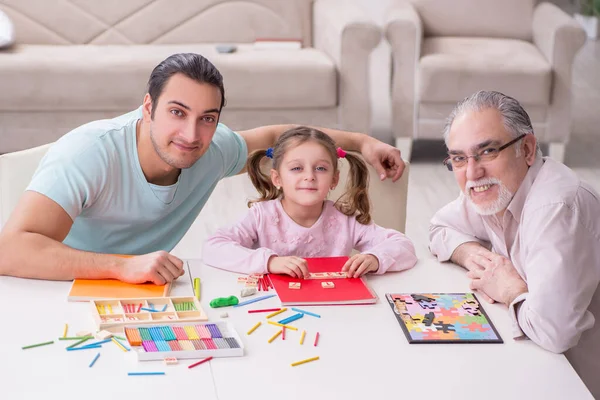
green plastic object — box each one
[209,296,239,308]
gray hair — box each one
[443,90,541,157]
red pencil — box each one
[248,308,281,313]
[314,332,320,347]
[188,356,213,369]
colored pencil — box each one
[194,278,201,300]
[248,308,281,314]
[89,353,100,368]
[246,322,262,335]
[291,356,319,367]
[66,336,92,349]
[66,344,102,351]
[233,294,277,307]
[188,356,213,369]
[22,341,54,350]
[266,308,287,318]
[267,321,298,331]
[268,329,282,343]
[128,372,165,376]
[278,313,304,325]
[291,307,321,318]
[112,337,130,352]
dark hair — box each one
[147,53,226,118]
[246,126,372,224]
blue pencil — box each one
[128,372,165,376]
[67,344,102,351]
[141,307,157,312]
[278,313,304,325]
[84,339,112,347]
[291,307,321,318]
[89,352,100,368]
[232,294,277,308]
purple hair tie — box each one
[266,148,274,159]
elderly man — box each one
[429,90,600,396]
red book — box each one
[269,257,377,306]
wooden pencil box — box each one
[90,296,208,332]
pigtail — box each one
[334,152,371,224]
[246,149,280,207]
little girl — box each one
[202,126,417,278]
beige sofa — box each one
[0,0,381,153]
[385,0,586,162]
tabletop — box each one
[0,254,592,400]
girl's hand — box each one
[342,254,379,278]
[267,256,309,279]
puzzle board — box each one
[124,321,244,361]
[90,296,208,332]
[386,293,503,344]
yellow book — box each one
[67,255,170,301]
[67,279,171,302]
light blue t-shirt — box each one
[27,107,247,254]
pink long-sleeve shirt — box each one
[202,199,417,276]
[429,157,600,398]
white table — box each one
[0,273,217,400]
[0,256,592,400]
[190,256,592,400]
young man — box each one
[429,90,600,397]
[0,53,405,285]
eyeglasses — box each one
[442,134,527,171]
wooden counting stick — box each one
[247,321,261,335]
[268,329,282,343]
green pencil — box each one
[22,340,54,350]
[59,336,91,341]
[66,336,93,349]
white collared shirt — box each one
[429,157,600,397]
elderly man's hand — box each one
[360,137,406,182]
[466,252,528,305]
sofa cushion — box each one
[409,0,535,41]
[418,37,552,106]
[0,44,337,112]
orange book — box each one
[67,279,171,302]
[67,255,171,301]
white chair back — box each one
[0,143,53,227]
